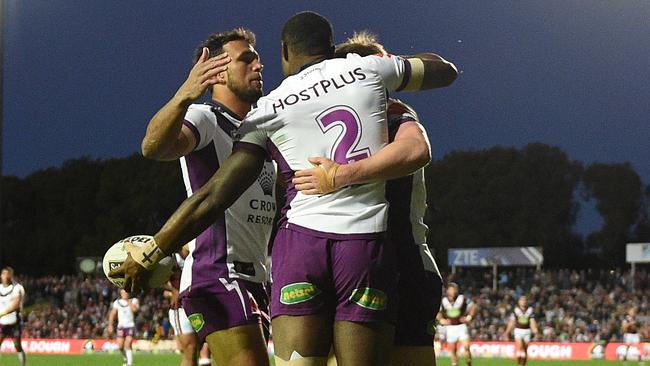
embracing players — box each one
[0,267,26,366]
[141,29,273,366]
[112,11,456,366]
[107,289,139,366]
[503,296,538,366]
[437,283,476,366]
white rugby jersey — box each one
[237,53,410,235]
[179,102,276,290]
[441,294,471,325]
[511,306,535,329]
[386,99,439,274]
[112,298,138,328]
[0,283,24,325]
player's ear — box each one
[282,42,289,62]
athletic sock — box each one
[17,351,26,366]
[126,349,133,366]
[199,358,212,365]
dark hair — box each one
[335,31,386,58]
[282,11,334,57]
[194,28,256,63]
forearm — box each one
[336,136,430,187]
[405,53,458,90]
[142,94,192,160]
[153,149,264,254]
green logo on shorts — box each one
[188,313,205,332]
[349,288,387,310]
[280,282,321,305]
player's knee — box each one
[275,354,328,366]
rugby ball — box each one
[103,235,174,289]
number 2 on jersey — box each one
[315,106,371,164]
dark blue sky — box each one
[3,1,650,233]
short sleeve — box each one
[184,104,218,150]
[233,100,274,155]
[112,300,118,310]
[18,285,25,297]
[355,54,410,92]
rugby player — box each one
[437,283,476,366]
[111,11,456,366]
[294,32,445,366]
[0,267,26,366]
[141,29,274,366]
[164,247,212,366]
[108,289,139,366]
[621,307,642,362]
[503,296,538,366]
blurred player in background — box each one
[164,246,212,366]
[297,31,445,366]
[0,267,26,366]
[503,296,538,366]
[438,283,476,366]
[113,10,456,366]
[141,28,273,366]
[108,289,139,366]
[622,307,643,363]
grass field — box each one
[0,353,632,366]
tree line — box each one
[2,143,648,275]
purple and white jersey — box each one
[386,99,439,274]
[112,298,138,328]
[236,53,410,235]
[179,101,276,290]
[0,283,24,325]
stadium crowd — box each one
[17,275,172,340]
[447,267,650,343]
[11,268,650,343]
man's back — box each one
[239,53,409,235]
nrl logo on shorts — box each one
[257,164,274,196]
[188,313,205,332]
[280,282,321,305]
[349,288,387,311]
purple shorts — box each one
[182,278,269,342]
[394,269,442,346]
[271,225,397,323]
[116,327,135,338]
[0,323,22,338]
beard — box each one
[227,74,263,104]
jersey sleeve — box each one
[184,104,218,151]
[233,100,273,155]
[357,54,410,92]
[112,300,118,310]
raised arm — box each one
[108,147,266,292]
[402,53,458,91]
[141,48,230,161]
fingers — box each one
[309,156,326,165]
[197,47,209,63]
[292,175,314,185]
[294,168,317,178]
[300,189,321,195]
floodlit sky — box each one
[3,1,650,233]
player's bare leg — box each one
[390,346,436,366]
[176,332,199,366]
[124,335,134,366]
[514,338,525,365]
[333,320,394,366]
[117,336,126,366]
[460,339,472,366]
[449,342,459,366]
[198,342,211,366]
[272,314,332,366]
[13,335,26,366]
[205,324,268,366]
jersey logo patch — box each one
[188,313,205,332]
[257,164,275,196]
[349,287,387,310]
[280,282,321,305]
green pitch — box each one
[0,354,629,365]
